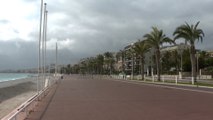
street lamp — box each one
[177,43,186,79]
[130,43,134,80]
[196,52,200,79]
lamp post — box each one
[150,47,154,80]
[131,43,134,80]
[131,53,134,80]
[196,52,200,79]
[177,43,186,79]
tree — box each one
[132,40,150,80]
[104,52,114,74]
[79,61,87,74]
[161,51,179,74]
[173,21,204,82]
[71,64,80,74]
[199,51,210,69]
[87,57,97,74]
[144,27,174,81]
[96,54,104,74]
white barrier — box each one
[2,75,60,120]
[85,74,213,87]
[192,77,194,85]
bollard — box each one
[192,77,194,85]
[152,76,154,82]
[147,68,149,76]
[179,72,182,79]
[162,76,165,83]
[175,76,178,84]
[151,68,154,77]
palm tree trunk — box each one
[190,45,197,82]
[156,48,161,81]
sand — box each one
[0,81,37,119]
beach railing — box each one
[2,76,60,120]
[3,93,38,120]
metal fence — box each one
[2,76,60,120]
[109,74,213,86]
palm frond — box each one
[194,21,200,30]
[173,21,204,45]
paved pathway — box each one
[28,75,213,120]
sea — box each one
[0,73,35,82]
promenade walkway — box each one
[28,75,213,120]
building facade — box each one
[121,43,189,76]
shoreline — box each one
[0,73,35,82]
[0,77,37,89]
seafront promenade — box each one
[26,75,213,120]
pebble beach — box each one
[0,79,37,119]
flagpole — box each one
[55,42,58,75]
[42,3,47,90]
[45,10,48,80]
[38,0,44,95]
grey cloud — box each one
[0,40,37,70]
[1,0,213,70]
[47,0,213,55]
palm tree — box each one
[96,54,104,74]
[173,22,204,82]
[132,40,150,80]
[104,52,114,75]
[144,27,174,81]
[87,57,96,74]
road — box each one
[27,75,213,120]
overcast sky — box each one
[0,0,213,70]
